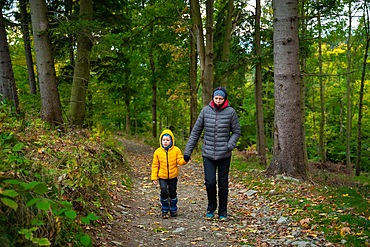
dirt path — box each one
[94,138,336,247]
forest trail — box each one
[93,138,336,247]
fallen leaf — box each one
[340,227,351,237]
[192,237,204,241]
[154,227,168,233]
[299,218,311,227]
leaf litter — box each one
[90,138,345,247]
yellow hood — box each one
[159,129,175,149]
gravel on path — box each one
[93,138,338,247]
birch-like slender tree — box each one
[356,0,370,176]
[149,22,157,138]
[254,0,267,166]
[204,0,214,103]
[300,0,308,167]
[19,0,36,95]
[69,0,93,126]
[345,0,352,168]
[220,0,234,87]
[317,11,326,162]
[189,0,198,131]
[190,0,214,106]
[267,0,307,180]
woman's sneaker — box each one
[205,211,214,220]
[219,215,228,222]
[170,211,177,217]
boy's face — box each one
[162,136,171,147]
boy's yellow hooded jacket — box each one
[151,129,187,181]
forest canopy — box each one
[0,0,369,172]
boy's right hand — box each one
[152,180,158,186]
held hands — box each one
[184,155,190,162]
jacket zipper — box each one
[166,150,170,179]
[214,110,219,160]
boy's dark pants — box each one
[159,178,178,212]
[203,157,231,217]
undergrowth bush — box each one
[0,102,131,246]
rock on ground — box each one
[92,138,337,247]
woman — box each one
[184,86,241,221]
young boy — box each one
[151,129,187,219]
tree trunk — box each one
[65,0,74,64]
[267,0,307,180]
[203,0,214,105]
[69,0,93,126]
[254,0,267,167]
[345,0,352,168]
[220,0,234,87]
[191,0,205,71]
[317,12,326,162]
[125,96,130,135]
[189,5,198,132]
[191,0,213,106]
[300,0,309,169]
[190,0,205,106]
[356,0,370,176]
[0,6,19,110]
[134,105,138,136]
[20,0,37,95]
[29,0,63,125]
[149,49,157,139]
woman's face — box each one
[213,96,225,106]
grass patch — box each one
[231,152,370,247]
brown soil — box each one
[91,138,336,247]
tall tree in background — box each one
[204,0,214,103]
[0,2,19,110]
[356,0,370,176]
[267,0,307,180]
[345,0,352,168]
[29,0,63,125]
[191,0,213,106]
[317,10,326,162]
[254,0,267,166]
[19,0,36,95]
[69,0,93,126]
[300,0,308,168]
[220,0,234,87]
[189,0,198,131]
[149,46,157,138]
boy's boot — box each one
[169,197,178,217]
[160,197,169,219]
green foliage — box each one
[0,104,129,246]
[7,0,370,172]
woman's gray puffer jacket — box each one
[184,101,241,160]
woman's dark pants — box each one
[203,157,231,217]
